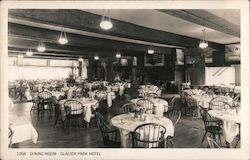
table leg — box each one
[226,142,232,148]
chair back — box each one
[96,112,119,147]
[124,93,132,103]
[169,96,177,107]
[91,97,103,112]
[209,97,229,110]
[132,123,166,148]
[38,91,52,100]
[75,87,83,98]
[136,99,155,114]
[207,137,221,148]
[96,90,107,99]
[166,110,181,126]
[185,94,198,108]
[200,108,221,132]
[120,103,136,114]
[96,112,109,129]
[64,100,83,115]
[145,93,159,99]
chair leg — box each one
[234,137,240,148]
[201,131,207,144]
[218,134,222,146]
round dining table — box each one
[50,91,65,100]
[208,109,240,147]
[130,98,168,116]
[111,113,174,148]
[58,98,98,124]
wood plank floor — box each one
[10,88,240,148]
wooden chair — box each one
[167,96,178,111]
[234,123,240,148]
[30,92,39,112]
[74,87,83,98]
[208,96,228,110]
[164,109,181,148]
[64,100,84,129]
[145,93,159,99]
[132,123,166,148]
[95,90,107,100]
[166,109,181,126]
[207,137,221,148]
[120,102,136,114]
[201,108,223,145]
[136,99,155,114]
[96,112,120,148]
[89,97,104,128]
[185,94,199,119]
[37,91,53,115]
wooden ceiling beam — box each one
[9,37,149,58]
[8,9,225,50]
[158,9,240,37]
[9,23,173,56]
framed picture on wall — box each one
[144,53,164,66]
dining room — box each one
[5,8,244,151]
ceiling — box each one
[8,9,240,60]
[83,9,240,44]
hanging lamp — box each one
[147,46,154,54]
[26,49,33,56]
[199,29,208,49]
[37,42,46,52]
[58,28,68,44]
[100,10,113,30]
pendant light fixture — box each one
[116,50,121,58]
[199,29,208,49]
[147,46,154,54]
[116,53,121,58]
[94,56,99,60]
[26,49,33,56]
[100,10,113,30]
[58,28,68,44]
[78,57,83,62]
[37,42,46,52]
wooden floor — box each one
[10,88,240,148]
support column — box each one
[87,58,94,81]
[184,48,205,85]
[79,61,82,77]
[107,57,114,81]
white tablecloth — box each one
[59,98,98,123]
[67,87,77,99]
[111,114,174,148]
[131,98,168,116]
[191,95,215,109]
[89,91,116,107]
[50,91,65,100]
[8,97,14,109]
[138,86,161,97]
[192,95,233,109]
[208,109,240,143]
[9,116,38,144]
